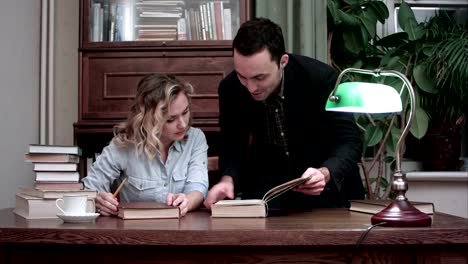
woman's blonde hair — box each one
[112,74,194,159]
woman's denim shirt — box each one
[82,127,209,203]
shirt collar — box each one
[279,69,285,99]
[264,70,285,105]
[172,129,190,153]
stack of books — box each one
[14,144,97,219]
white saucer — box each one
[57,213,100,223]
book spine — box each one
[177,17,187,40]
[92,3,101,42]
[223,8,232,40]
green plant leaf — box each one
[409,106,429,139]
[364,124,384,147]
[370,1,389,23]
[383,156,394,163]
[337,9,361,26]
[343,28,365,54]
[351,60,364,69]
[413,64,436,94]
[343,0,360,5]
[397,2,425,41]
[384,55,405,72]
[375,32,408,48]
[358,12,377,38]
[327,0,342,25]
[422,43,436,56]
[381,177,389,189]
[386,126,401,152]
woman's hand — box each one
[95,192,119,216]
[166,193,189,216]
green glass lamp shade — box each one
[325,82,403,113]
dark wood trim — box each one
[1,209,467,264]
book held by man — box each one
[211,175,312,218]
[349,199,435,215]
[118,202,180,219]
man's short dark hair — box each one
[232,18,286,66]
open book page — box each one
[262,175,311,203]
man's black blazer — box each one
[217,54,365,208]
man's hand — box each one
[167,193,189,216]
[203,176,235,209]
[95,192,119,216]
[294,167,330,195]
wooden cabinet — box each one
[75,0,252,176]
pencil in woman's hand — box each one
[113,178,127,197]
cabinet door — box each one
[80,50,232,127]
[81,0,250,47]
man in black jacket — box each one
[204,18,364,210]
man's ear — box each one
[279,54,289,69]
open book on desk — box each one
[211,175,312,218]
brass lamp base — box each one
[371,199,432,227]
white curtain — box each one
[255,0,327,63]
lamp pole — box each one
[328,68,432,227]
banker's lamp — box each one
[326,68,432,227]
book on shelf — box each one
[34,181,84,191]
[13,193,95,219]
[33,162,78,172]
[349,199,435,215]
[18,187,97,199]
[28,144,82,156]
[211,175,312,218]
[35,171,80,182]
[24,153,80,163]
[118,202,180,219]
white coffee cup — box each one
[56,195,95,216]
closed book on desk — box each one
[35,171,80,182]
[33,162,78,171]
[118,202,180,219]
[13,193,95,219]
[28,144,82,156]
[24,153,80,163]
[349,199,435,215]
[19,187,97,199]
[211,175,311,218]
[33,181,84,191]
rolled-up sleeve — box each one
[82,143,124,192]
[183,129,209,197]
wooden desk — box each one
[0,208,467,264]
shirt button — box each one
[281,132,284,136]
[285,152,289,155]
[275,109,278,112]
[164,183,168,187]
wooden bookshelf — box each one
[75,0,251,177]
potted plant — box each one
[327,0,468,198]
[418,11,468,171]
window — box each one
[393,0,468,32]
